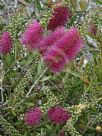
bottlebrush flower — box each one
[20,20,43,50]
[38,27,65,55]
[47,6,72,30]
[24,107,42,126]
[43,27,83,73]
[48,107,70,124]
[0,32,12,54]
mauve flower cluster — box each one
[38,27,65,55]
[21,20,43,50]
[24,106,70,126]
[47,6,72,30]
[43,27,83,73]
[24,107,42,126]
[0,32,12,54]
[20,19,82,73]
[0,6,82,74]
[48,107,71,124]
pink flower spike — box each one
[24,107,42,126]
[43,27,83,73]
[43,46,67,73]
[38,27,65,55]
[0,32,12,54]
[20,20,43,50]
[48,107,71,124]
[47,6,72,30]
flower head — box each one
[43,27,83,73]
[21,20,43,50]
[47,6,72,30]
[38,27,65,55]
[0,32,12,54]
[24,107,42,126]
[48,107,70,124]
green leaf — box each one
[20,60,31,65]
[11,109,16,116]
[41,76,51,82]
[4,53,12,67]
[23,132,28,136]
[9,71,17,77]
[24,102,34,107]
[36,0,42,10]
[0,4,5,10]
[93,0,102,5]
[45,124,52,130]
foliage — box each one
[0,0,102,136]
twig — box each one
[67,69,81,78]
[4,56,22,76]
[82,118,94,134]
[26,67,48,97]
[34,120,49,130]
[14,0,18,9]
[18,0,28,6]
[0,88,4,104]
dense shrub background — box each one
[0,0,102,136]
